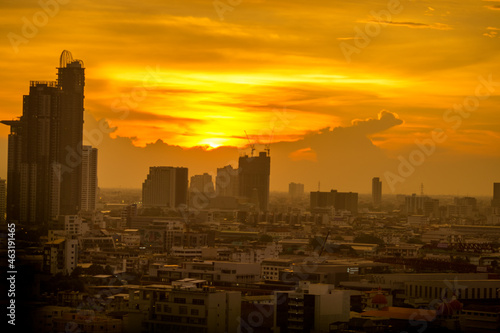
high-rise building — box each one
[81,146,98,212]
[492,183,500,210]
[289,182,305,199]
[0,178,6,223]
[405,194,439,217]
[372,177,382,207]
[190,173,214,194]
[238,152,270,211]
[310,190,358,214]
[1,51,85,224]
[57,51,85,215]
[216,165,239,197]
[142,166,188,209]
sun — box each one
[199,138,226,150]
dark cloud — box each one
[124,110,205,124]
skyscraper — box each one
[492,183,500,211]
[216,165,239,197]
[310,190,358,214]
[142,166,188,209]
[57,51,85,215]
[289,182,305,200]
[0,178,6,223]
[81,146,98,212]
[372,177,382,208]
[1,51,85,224]
[190,173,215,194]
[238,151,270,211]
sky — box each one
[0,0,499,195]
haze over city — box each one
[3,2,500,333]
[1,0,499,194]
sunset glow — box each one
[0,0,499,193]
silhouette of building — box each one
[289,182,305,199]
[492,183,500,211]
[1,50,85,224]
[216,165,239,197]
[405,194,439,217]
[81,146,98,212]
[372,177,382,208]
[310,190,358,214]
[190,173,215,208]
[190,173,214,194]
[142,166,188,209]
[238,152,270,211]
[0,178,5,223]
[121,203,138,228]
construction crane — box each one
[244,130,255,157]
[318,230,331,257]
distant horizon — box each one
[98,186,498,198]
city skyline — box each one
[2,2,500,332]
[1,1,499,195]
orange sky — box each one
[0,0,499,194]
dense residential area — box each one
[3,184,500,332]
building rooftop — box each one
[361,307,436,322]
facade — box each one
[152,261,261,284]
[492,183,500,211]
[81,145,98,212]
[190,173,215,208]
[372,177,382,208]
[142,166,188,209]
[60,215,87,235]
[0,178,5,223]
[261,259,294,281]
[238,152,271,211]
[310,190,358,214]
[128,281,241,333]
[289,182,305,200]
[190,173,214,194]
[405,194,439,217]
[216,164,239,197]
[1,50,85,224]
[405,279,500,302]
[43,238,78,275]
[274,282,350,333]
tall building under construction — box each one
[238,151,271,211]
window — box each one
[179,306,187,315]
[191,309,199,315]
[174,298,186,304]
[192,299,204,305]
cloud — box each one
[351,110,404,135]
[485,5,500,10]
[123,110,205,124]
[364,20,453,30]
[336,37,363,41]
[289,148,317,162]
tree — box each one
[259,234,274,243]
